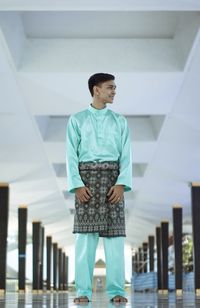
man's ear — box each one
[93,85,99,96]
[93,86,100,96]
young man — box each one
[66,73,132,304]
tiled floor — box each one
[1,291,200,307]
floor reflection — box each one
[0,290,200,307]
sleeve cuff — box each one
[67,178,85,194]
[115,179,132,192]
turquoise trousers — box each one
[75,233,126,301]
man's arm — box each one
[115,116,132,192]
[66,116,85,193]
[107,116,132,203]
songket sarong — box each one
[73,161,126,237]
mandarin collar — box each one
[88,104,108,115]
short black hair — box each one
[88,73,115,97]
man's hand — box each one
[107,185,124,204]
[75,186,92,203]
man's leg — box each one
[103,236,126,300]
[75,233,99,301]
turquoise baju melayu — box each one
[75,233,125,301]
[66,104,132,193]
[66,103,132,301]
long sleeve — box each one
[115,116,132,192]
[66,116,85,193]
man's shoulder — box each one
[70,108,89,120]
[109,109,127,121]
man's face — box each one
[95,80,116,104]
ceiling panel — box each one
[21,11,178,39]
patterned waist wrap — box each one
[73,161,126,237]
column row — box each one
[132,183,200,294]
[0,184,69,293]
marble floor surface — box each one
[0,290,200,307]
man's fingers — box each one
[77,188,92,203]
[78,196,88,203]
[82,196,89,202]
[85,187,93,197]
[111,196,121,204]
[107,186,124,203]
[108,192,122,203]
[77,186,122,203]
[107,187,114,196]
[83,191,91,200]
[110,196,117,203]
[108,192,115,202]
[79,193,90,202]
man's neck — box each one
[91,101,106,110]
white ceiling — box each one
[21,11,177,38]
[0,1,200,253]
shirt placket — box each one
[96,115,104,145]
